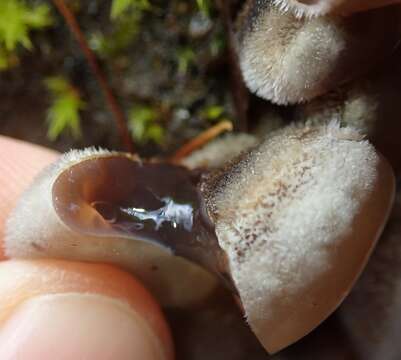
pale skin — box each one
[0,135,174,360]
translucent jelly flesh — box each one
[52,156,233,289]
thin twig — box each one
[216,0,249,132]
[52,0,134,152]
[170,120,233,163]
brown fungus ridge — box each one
[236,1,401,104]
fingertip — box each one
[0,294,168,360]
[0,260,174,360]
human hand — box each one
[0,136,174,360]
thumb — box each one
[0,260,174,360]
[0,137,174,359]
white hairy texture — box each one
[238,5,345,104]
[212,122,391,353]
[5,148,217,307]
[273,0,401,17]
[340,189,401,360]
[181,133,258,169]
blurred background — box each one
[0,0,276,156]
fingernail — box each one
[0,293,167,360]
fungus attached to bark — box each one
[236,1,401,104]
[5,122,395,353]
[4,149,220,308]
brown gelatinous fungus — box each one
[273,0,401,17]
[4,149,219,308]
[5,122,395,353]
[235,1,401,104]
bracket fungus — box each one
[5,122,395,354]
[235,1,401,104]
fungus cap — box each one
[236,1,401,104]
[203,122,395,353]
